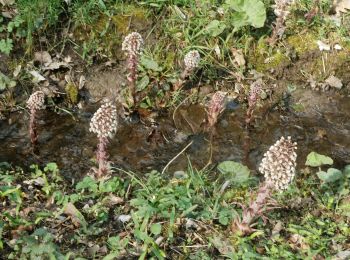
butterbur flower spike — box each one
[182,50,200,79]
[259,136,297,191]
[122,32,144,105]
[175,50,200,90]
[90,101,118,179]
[231,136,297,235]
[207,91,227,129]
[26,91,46,145]
[246,80,262,126]
[269,0,294,45]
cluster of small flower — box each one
[207,91,227,127]
[89,102,118,139]
[248,81,262,108]
[184,50,200,72]
[26,91,46,111]
[259,136,297,191]
[122,32,144,56]
[273,0,293,21]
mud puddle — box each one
[0,89,349,180]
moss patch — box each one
[287,32,318,56]
[247,39,290,73]
[65,82,79,104]
[73,4,150,58]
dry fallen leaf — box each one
[29,70,46,82]
[334,0,350,16]
[317,40,331,51]
[104,194,123,206]
[13,65,21,77]
[0,0,15,6]
[231,48,246,67]
[64,202,85,227]
[34,51,52,65]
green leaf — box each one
[204,20,226,37]
[136,75,150,91]
[225,0,266,29]
[150,223,162,235]
[76,176,98,193]
[317,168,343,183]
[243,0,266,28]
[343,165,350,178]
[217,161,250,183]
[44,162,58,173]
[141,57,162,72]
[0,38,13,55]
[305,152,333,167]
[0,72,16,90]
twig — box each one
[161,141,193,174]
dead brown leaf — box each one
[334,0,350,16]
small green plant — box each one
[0,14,23,55]
[0,72,16,90]
[8,228,65,259]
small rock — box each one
[185,218,198,230]
[333,250,350,260]
[174,170,188,179]
[325,75,343,90]
[334,44,342,50]
[173,131,188,143]
[118,215,131,223]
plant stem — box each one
[241,182,272,225]
[29,108,38,145]
[96,136,109,179]
[127,53,138,105]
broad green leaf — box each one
[305,152,333,167]
[137,75,149,91]
[0,38,13,55]
[316,168,342,183]
[141,57,162,72]
[204,20,226,37]
[225,0,245,11]
[225,0,266,29]
[217,161,250,183]
[44,162,58,173]
[243,0,266,28]
[150,223,162,235]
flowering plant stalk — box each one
[122,32,144,105]
[174,50,200,91]
[207,91,227,129]
[231,136,297,235]
[26,91,45,145]
[268,0,294,46]
[245,81,262,126]
[89,101,118,179]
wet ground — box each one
[0,87,349,180]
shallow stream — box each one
[0,88,349,180]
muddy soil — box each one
[0,85,349,180]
